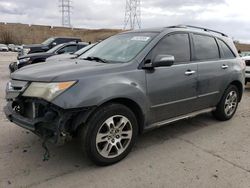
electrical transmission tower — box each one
[59,0,72,27]
[124,0,141,30]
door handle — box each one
[221,65,229,69]
[185,70,196,76]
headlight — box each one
[22,81,76,101]
[19,57,30,63]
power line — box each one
[59,0,72,27]
[124,0,141,30]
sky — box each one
[0,0,250,42]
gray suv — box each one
[4,25,245,165]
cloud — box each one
[143,0,226,9]
[0,0,249,42]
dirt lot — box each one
[0,52,250,188]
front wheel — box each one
[213,85,239,121]
[80,103,138,166]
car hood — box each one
[19,52,53,59]
[46,54,76,62]
[11,59,124,82]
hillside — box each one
[0,22,122,44]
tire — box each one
[80,103,138,166]
[213,85,239,121]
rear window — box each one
[193,34,219,61]
[217,39,235,59]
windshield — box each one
[75,43,96,56]
[42,38,55,45]
[79,32,157,63]
[47,43,65,53]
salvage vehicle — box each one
[19,37,82,56]
[4,25,245,166]
[46,43,96,63]
[0,44,9,51]
[9,42,88,72]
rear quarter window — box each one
[193,34,219,61]
[217,39,235,59]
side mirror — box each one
[143,55,175,69]
[52,42,57,46]
[153,55,174,67]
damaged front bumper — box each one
[4,97,94,145]
[4,79,95,145]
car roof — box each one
[124,25,229,39]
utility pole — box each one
[59,0,72,27]
[124,0,141,30]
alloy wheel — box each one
[95,115,133,159]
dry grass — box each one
[0,23,122,44]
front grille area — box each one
[245,60,250,66]
[12,98,50,119]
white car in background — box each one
[0,44,8,52]
[241,55,250,85]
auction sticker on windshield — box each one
[131,36,151,41]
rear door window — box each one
[193,34,219,61]
[217,39,235,59]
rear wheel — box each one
[80,103,138,166]
[213,85,239,121]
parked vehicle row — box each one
[4,25,245,166]
[9,42,88,72]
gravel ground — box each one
[0,52,250,188]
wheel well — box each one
[100,98,145,134]
[230,81,243,101]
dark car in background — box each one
[46,43,96,63]
[19,37,82,56]
[10,42,88,72]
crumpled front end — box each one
[4,79,93,145]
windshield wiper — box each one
[83,56,109,63]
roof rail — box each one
[167,25,228,37]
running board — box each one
[145,107,216,131]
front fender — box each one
[52,70,148,114]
